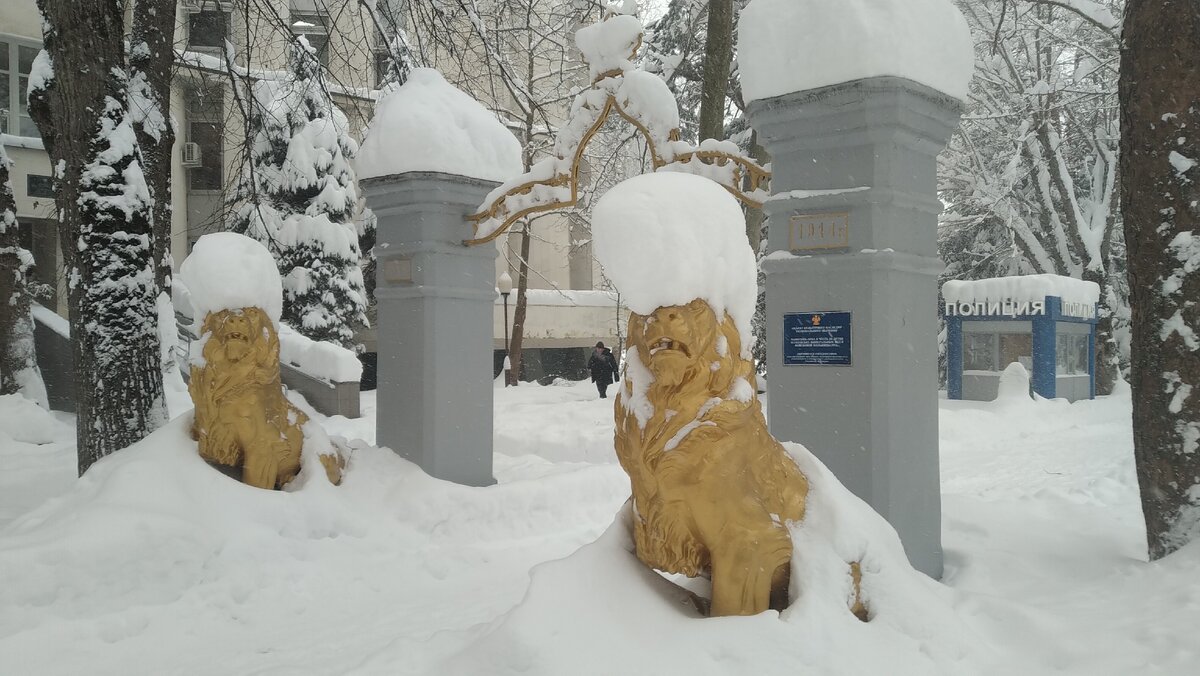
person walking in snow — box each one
[589,341,620,399]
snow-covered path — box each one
[2,382,1197,675]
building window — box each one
[188,121,224,190]
[26,174,53,198]
[185,84,224,191]
[1,39,42,137]
[998,333,1032,371]
[188,10,229,51]
[963,332,997,372]
[1056,333,1089,375]
[375,52,390,87]
[291,11,329,67]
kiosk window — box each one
[999,333,1032,370]
[1056,333,1089,375]
[963,333,996,371]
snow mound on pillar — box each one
[591,173,758,351]
[739,0,975,103]
[356,68,523,182]
[442,442,998,674]
[179,232,283,327]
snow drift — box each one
[444,443,995,675]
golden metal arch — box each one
[463,16,770,247]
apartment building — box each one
[2,0,622,382]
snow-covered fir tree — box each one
[0,143,46,404]
[230,38,368,349]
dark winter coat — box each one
[589,349,619,386]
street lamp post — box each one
[498,271,513,386]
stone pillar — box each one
[750,77,963,578]
[361,171,498,487]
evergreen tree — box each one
[0,143,45,403]
[230,38,368,349]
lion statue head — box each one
[625,298,755,411]
[189,307,342,489]
[613,298,827,617]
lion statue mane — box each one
[615,299,864,618]
[189,307,342,489]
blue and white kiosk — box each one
[943,274,1100,402]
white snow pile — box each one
[739,0,975,103]
[575,13,644,81]
[445,445,994,674]
[178,232,283,327]
[942,274,1101,308]
[995,362,1034,404]
[29,303,68,338]
[0,399,629,674]
[591,172,758,347]
[278,323,363,384]
[356,68,523,182]
[0,394,63,445]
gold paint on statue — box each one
[188,307,343,489]
[615,300,863,618]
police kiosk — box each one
[943,275,1099,402]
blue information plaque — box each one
[783,311,852,366]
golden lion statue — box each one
[615,299,864,618]
[189,307,342,489]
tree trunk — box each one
[697,0,733,141]
[505,220,533,386]
[744,130,769,252]
[1084,267,1118,396]
[30,0,167,475]
[1120,0,1200,560]
[130,0,178,292]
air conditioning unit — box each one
[181,142,202,168]
[181,0,203,11]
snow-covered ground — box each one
[1,382,1197,674]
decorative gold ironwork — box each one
[464,15,771,246]
[615,300,863,618]
[189,308,343,489]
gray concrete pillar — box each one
[361,171,498,487]
[750,77,963,578]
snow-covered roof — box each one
[356,68,523,183]
[942,274,1101,307]
[738,0,975,103]
[591,173,757,350]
